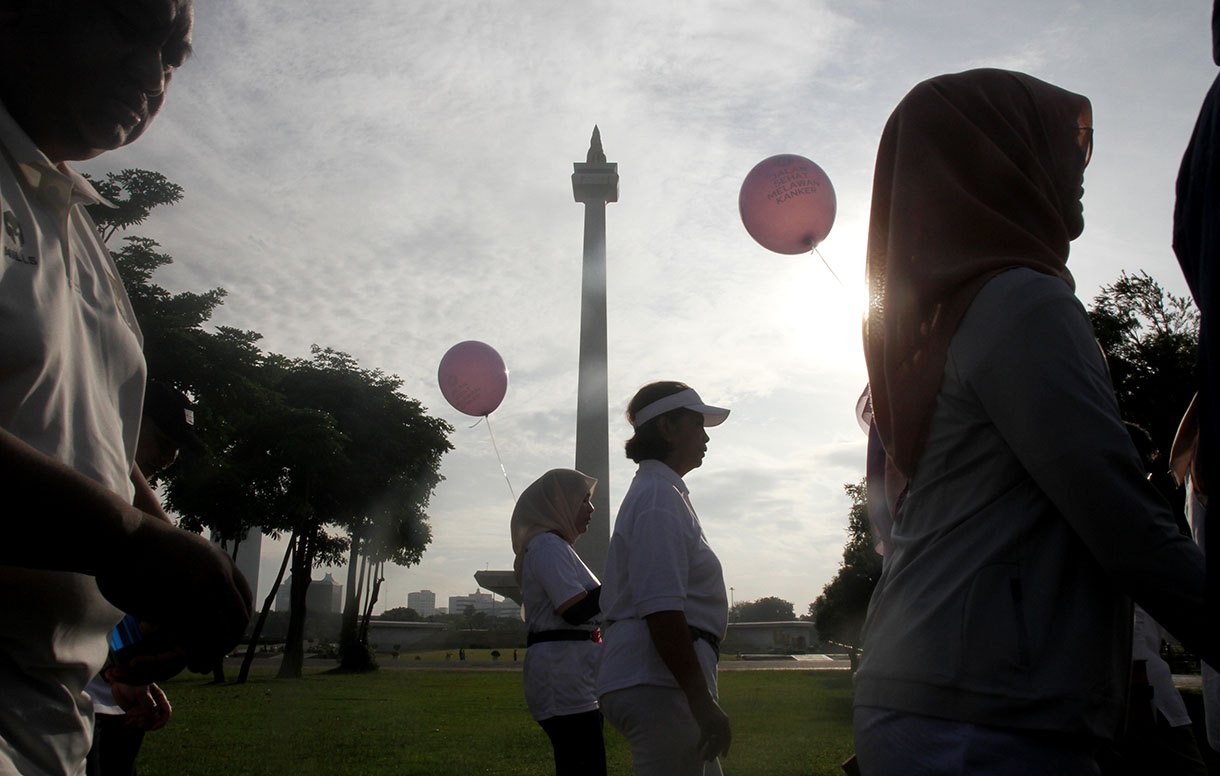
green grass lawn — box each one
[388,648,754,664]
[138,667,855,775]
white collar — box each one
[637,458,689,495]
[0,100,112,208]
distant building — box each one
[212,528,261,602]
[721,621,818,654]
[448,590,519,619]
[275,572,344,614]
[407,590,437,618]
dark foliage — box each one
[807,480,881,654]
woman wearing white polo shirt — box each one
[512,468,605,776]
[598,381,732,776]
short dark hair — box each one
[624,381,695,463]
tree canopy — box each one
[86,168,184,243]
[1088,270,1198,457]
[380,607,421,621]
[274,346,452,671]
[730,596,796,623]
[808,480,882,657]
[94,168,454,680]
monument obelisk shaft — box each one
[572,127,618,579]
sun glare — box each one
[782,249,867,369]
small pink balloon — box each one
[437,341,508,417]
[739,154,837,254]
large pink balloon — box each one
[438,341,508,417]
[739,154,837,255]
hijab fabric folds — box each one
[864,68,1091,478]
[511,468,597,584]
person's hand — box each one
[106,623,189,685]
[689,690,731,761]
[110,682,172,731]
[95,515,252,676]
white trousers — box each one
[600,685,723,776]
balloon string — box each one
[484,413,516,502]
[813,246,845,288]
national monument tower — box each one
[572,127,618,579]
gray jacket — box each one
[855,268,1213,739]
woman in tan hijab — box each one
[511,468,604,776]
[854,68,1217,774]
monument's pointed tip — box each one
[586,126,607,164]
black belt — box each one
[689,626,721,660]
[527,628,600,646]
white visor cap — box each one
[631,388,730,429]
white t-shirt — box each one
[0,102,144,775]
[597,460,727,698]
[521,532,601,720]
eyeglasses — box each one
[1078,126,1094,168]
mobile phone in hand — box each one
[109,614,145,661]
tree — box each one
[271,348,452,674]
[85,169,228,388]
[87,169,261,553]
[89,169,263,682]
[85,168,184,243]
[1088,270,1198,458]
[109,236,228,387]
[380,607,420,621]
[164,342,448,680]
[1088,271,1200,529]
[98,216,320,684]
[729,596,796,623]
[808,480,882,667]
[468,610,490,631]
[92,168,452,681]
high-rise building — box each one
[274,572,343,614]
[407,589,436,618]
[448,591,519,619]
[212,528,261,602]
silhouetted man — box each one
[0,2,251,773]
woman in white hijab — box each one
[512,468,605,776]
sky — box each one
[82,1,1219,615]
